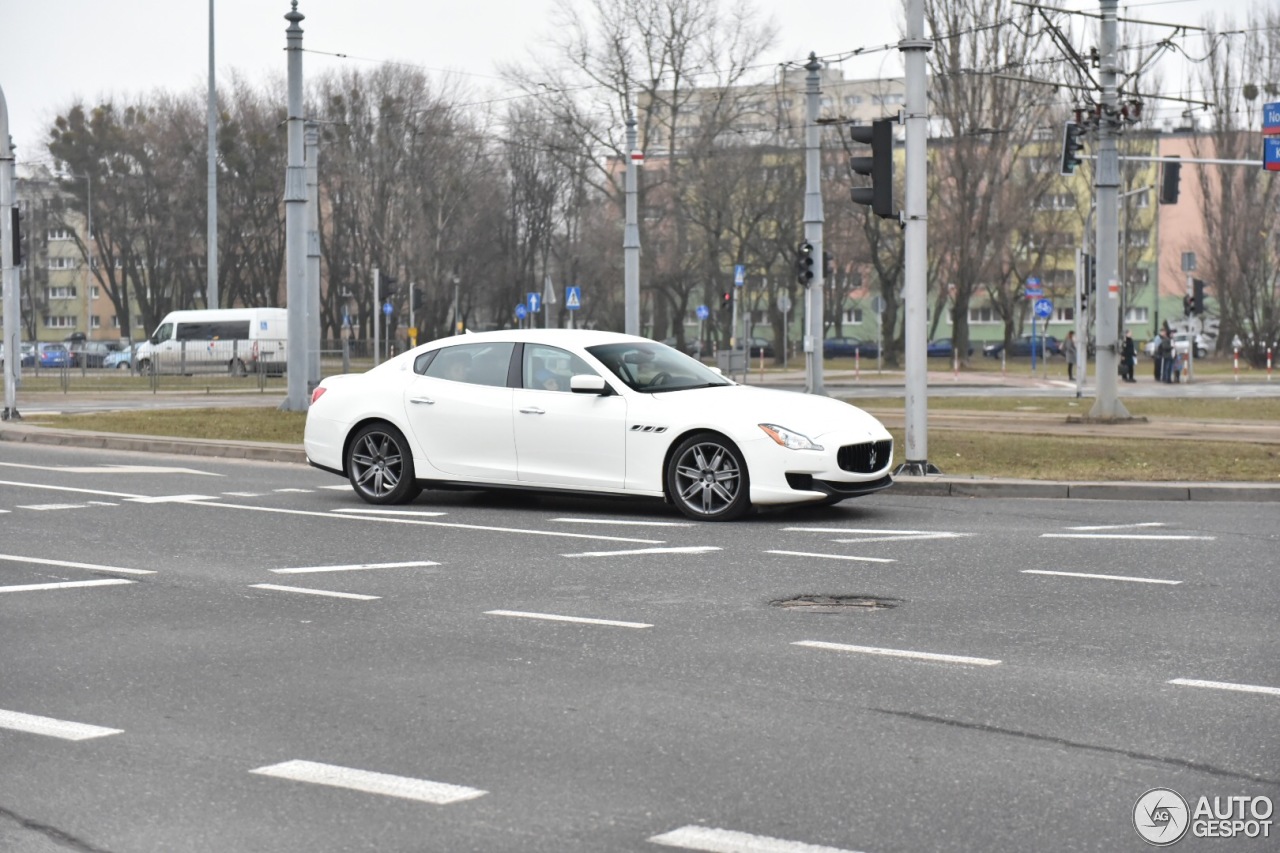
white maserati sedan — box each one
[304,330,893,521]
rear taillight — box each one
[310,386,327,405]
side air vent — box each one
[629,424,669,434]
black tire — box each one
[136,359,150,374]
[346,423,422,505]
[229,358,247,377]
[666,432,750,521]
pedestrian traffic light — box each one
[10,207,21,266]
[721,291,733,310]
[1183,295,1193,317]
[1191,278,1207,314]
[823,250,835,280]
[796,241,815,286]
[1080,252,1095,312]
[1160,157,1181,205]
[1060,121,1085,176]
[849,118,895,219]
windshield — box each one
[587,341,732,393]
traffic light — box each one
[1060,122,1085,175]
[1080,252,1095,312]
[1183,295,1193,317]
[10,207,21,266]
[796,241,815,286]
[1191,278,1207,314]
[823,250,835,280]
[721,291,733,310]
[1160,157,1181,205]
[849,118,895,219]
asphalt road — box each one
[1,443,1276,853]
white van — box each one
[135,308,288,376]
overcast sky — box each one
[0,0,1265,171]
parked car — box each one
[1143,333,1209,359]
[823,336,863,358]
[304,330,895,520]
[982,335,1061,358]
[660,337,705,357]
[69,341,123,368]
[36,342,72,368]
[926,338,974,358]
[103,344,138,371]
[735,336,775,359]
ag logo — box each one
[1134,788,1190,846]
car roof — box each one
[420,329,651,350]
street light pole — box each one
[280,1,309,412]
[1,84,20,420]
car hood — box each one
[649,384,886,440]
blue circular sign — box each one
[1033,297,1053,318]
[382,302,393,316]
[515,304,528,319]
[696,305,709,321]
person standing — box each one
[1062,330,1077,381]
[1158,328,1175,383]
[1121,329,1137,382]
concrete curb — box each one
[4,423,1278,502]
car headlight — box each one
[758,424,823,451]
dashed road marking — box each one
[126,494,219,504]
[1168,678,1280,697]
[249,584,380,601]
[17,503,85,511]
[1042,533,1215,541]
[86,501,118,506]
[485,609,652,629]
[1023,569,1181,585]
[562,546,720,558]
[649,825,867,852]
[0,709,123,741]
[274,488,314,493]
[0,479,141,499]
[250,759,487,804]
[550,517,694,527]
[1066,522,1166,531]
[793,640,1001,667]
[0,462,219,476]
[0,579,135,594]
[785,527,968,545]
[766,551,895,563]
[331,508,448,518]
[320,485,352,490]
[271,560,439,574]
[223,491,264,497]
[0,554,154,575]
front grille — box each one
[837,439,893,474]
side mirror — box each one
[570,374,609,395]
[709,366,724,376]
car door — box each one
[403,342,518,481]
[513,344,627,489]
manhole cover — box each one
[771,595,901,613]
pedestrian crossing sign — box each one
[566,286,582,310]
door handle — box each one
[519,406,545,415]
[409,397,435,405]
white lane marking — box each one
[0,579,135,594]
[0,554,155,575]
[766,550,896,563]
[271,561,439,574]
[250,759,487,804]
[786,527,947,534]
[17,503,86,511]
[793,640,1001,667]
[186,501,664,543]
[0,462,220,476]
[1022,569,1181,585]
[1041,533,1215,541]
[785,526,968,545]
[485,609,652,629]
[833,533,967,545]
[274,488,314,493]
[331,508,448,518]
[249,584,380,601]
[1066,522,1166,531]
[126,494,219,504]
[550,517,694,527]
[321,485,352,490]
[0,709,123,741]
[0,509,8,514]
[1168,678,1280,697]
[649,825,867,853]
[86,501,118,506]
[223,491,263,497]
[0,478,143,499]
[562,546,720,558]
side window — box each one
[175,323,208,341]
[522,344,596,393]
[413,350,438,375]
[151,323,174,343]
[422,342,515,388]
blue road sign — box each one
[1264,102,1280,136]
[1265,137,1280,173]
[733,265,745,287]
[1034,297,1053,319]
[1025,276,1043,298]
[515,304,527,320]
[382,301,393,316]
[527,293,541,313]
[565,286,582,310]
[695,305,709,321]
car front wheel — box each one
[666,432,750,521]
[346,423,422,505]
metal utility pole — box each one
[802,54,826,396]
[373,267,381,367]
[280,1,308,412]
[624,110,640,336]
[207,0,219,309]
[305,122,321,394]
[1,85,19,421]
[1088,0,1130,419]
[896,0,936,473]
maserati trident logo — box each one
[868,445,877,469]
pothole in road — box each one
[770,595,901,613]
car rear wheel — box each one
[666,432,750,521]
[347,423,421,505]
[229,358,247,377]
